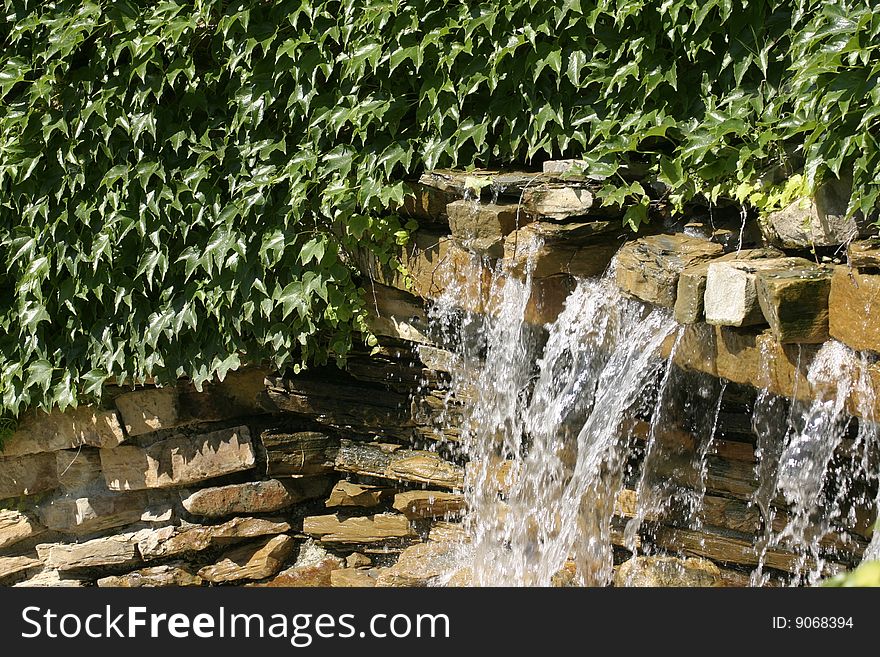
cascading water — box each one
[752,341,880,584]
[424,216,879,587]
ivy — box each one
[1,1,878,415]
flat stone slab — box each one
[0,555,42,583]
[0,452,58,498]
[0,407,125,457]
[198,534,294,583]
[181,478,330,517]
[100,426,254,490]
[97,564,203,587]
[0,510,43,550]
[335,440,465,489]
[829,267,880,354]
[303,513,416,545]
[37,533,140,571]
[325,480,393,508]
[113,368,272,436]
[392,491,466,519]
[616,235,723,308]
[13,569,86,587]
[137,517,291,560]
[36,492,162,535]
[704,257,814,327]
[521,184,597,220]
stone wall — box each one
[2,164,878,587]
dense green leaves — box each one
[1,0,878,415]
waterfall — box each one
[424,233,879,587]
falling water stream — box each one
[422,223,879,587]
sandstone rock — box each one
[674,248,784,324]
[55,448,104,491]
[303,513,416,545]
[616,235,723,307]
[418,169,541,197]
[756,265,833,343]
[445,567,473,587]
[400,182,458,223]
[13,569,85,587]
[181,478,329,517]
[198,534,295,583]
[376,542,460,587]
[848,239,880,270]
[330,568,381,587]
[704,258,814,327]
[262,430,338,476]
[392,491,466,519]
[542,159,588,174]
[0,510,43,550]
[249,539,343,587]
[325,480,392,508]
[0,452,58,498]
[762,177,868,249]
[335,440,465,489]
[829,267,880,354]
[100,426,254,490]
[503,224,621,279]
[137,517,291,560]
[114,387,179,436]
[447,200,528,256]
[614,556,723,587]
[0,407,125,457]
[0,555,41,583]
[37,533,140,571]
[114,369,273,436]
[363,282,432,345]
[37,493,148,534]
[521,184,596,220]
[346,552,372,568]
[97,564,203,587]
[428,521,469,543]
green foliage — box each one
[822,560,880,587]
[1,1,878,414]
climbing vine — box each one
[0,1,877,415]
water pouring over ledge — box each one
[422,230,880,587]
